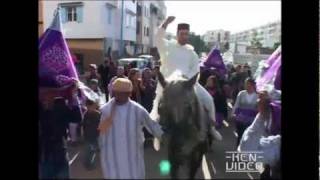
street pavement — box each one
[69,106,260,179]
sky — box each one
[165,1,281,35]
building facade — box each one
[202,29,230,50]
[43,0,137,73]
[136,0,166,55]
[136,0,151,54]
[230,20,281,50]
[149,1,166,48]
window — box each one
[145,6,147,17]
[107,7,112,24]
[60,4,83,23]
[67,7,77,22]
[147,27,149,36]
[126,13,130,27]
[125,13,135,28]
[144,26,146,36]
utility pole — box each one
[120,0,124,58]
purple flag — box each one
[265,46,281,68]
[269,100,281,135]
[39,9,79,88]
[256,46,281,92]
[203,48,227,76]
[274,65,281,90]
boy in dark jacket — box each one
[82,99,100,170]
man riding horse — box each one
[151,16,222,143]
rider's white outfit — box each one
[150,26,222,141]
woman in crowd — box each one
[128,68,143,104]
[231,77,258,146]
[66,83,83,146]
[205,75,228,129]
[140,68,157,140]
[238,91,281,179]
[230,64,245,104]
[140,68,157,113]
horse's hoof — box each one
[153,138,161,151]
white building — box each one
[202,29,230,50]
[230,21,281,49]
[43,0,137,73]
[136,0,151,54]
[135,0,166,55]
[149,1,166,48]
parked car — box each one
[138,54,154,68]
[118,58,149,73]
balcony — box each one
[106,1,117,8]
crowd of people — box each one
[200,62,281,178]
[39,15,280,179]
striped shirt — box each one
[99,98,163,179]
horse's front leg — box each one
[188,153,201,178]
[188,143,207,179]
[168,143,180,179]
[169,160,179,179]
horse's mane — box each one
[162,69,203,133]
[166,70,188,82]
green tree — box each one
[251,30,263,48]
[189,32,210,55]
[273,42,281,50]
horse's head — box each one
[157,71,200,136]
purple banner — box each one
[39,9,78,88]
[202,48,227,76]
[274,65,281,90]
[265,46,281,68]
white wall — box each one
[237,44,247,54]
[101,2,118,40]
[141,1,151,45]
[43,1,107,39]
[44,0,137,42]
[120,0,137,42]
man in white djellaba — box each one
[150,16,222,143]
[98,78,163,179]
